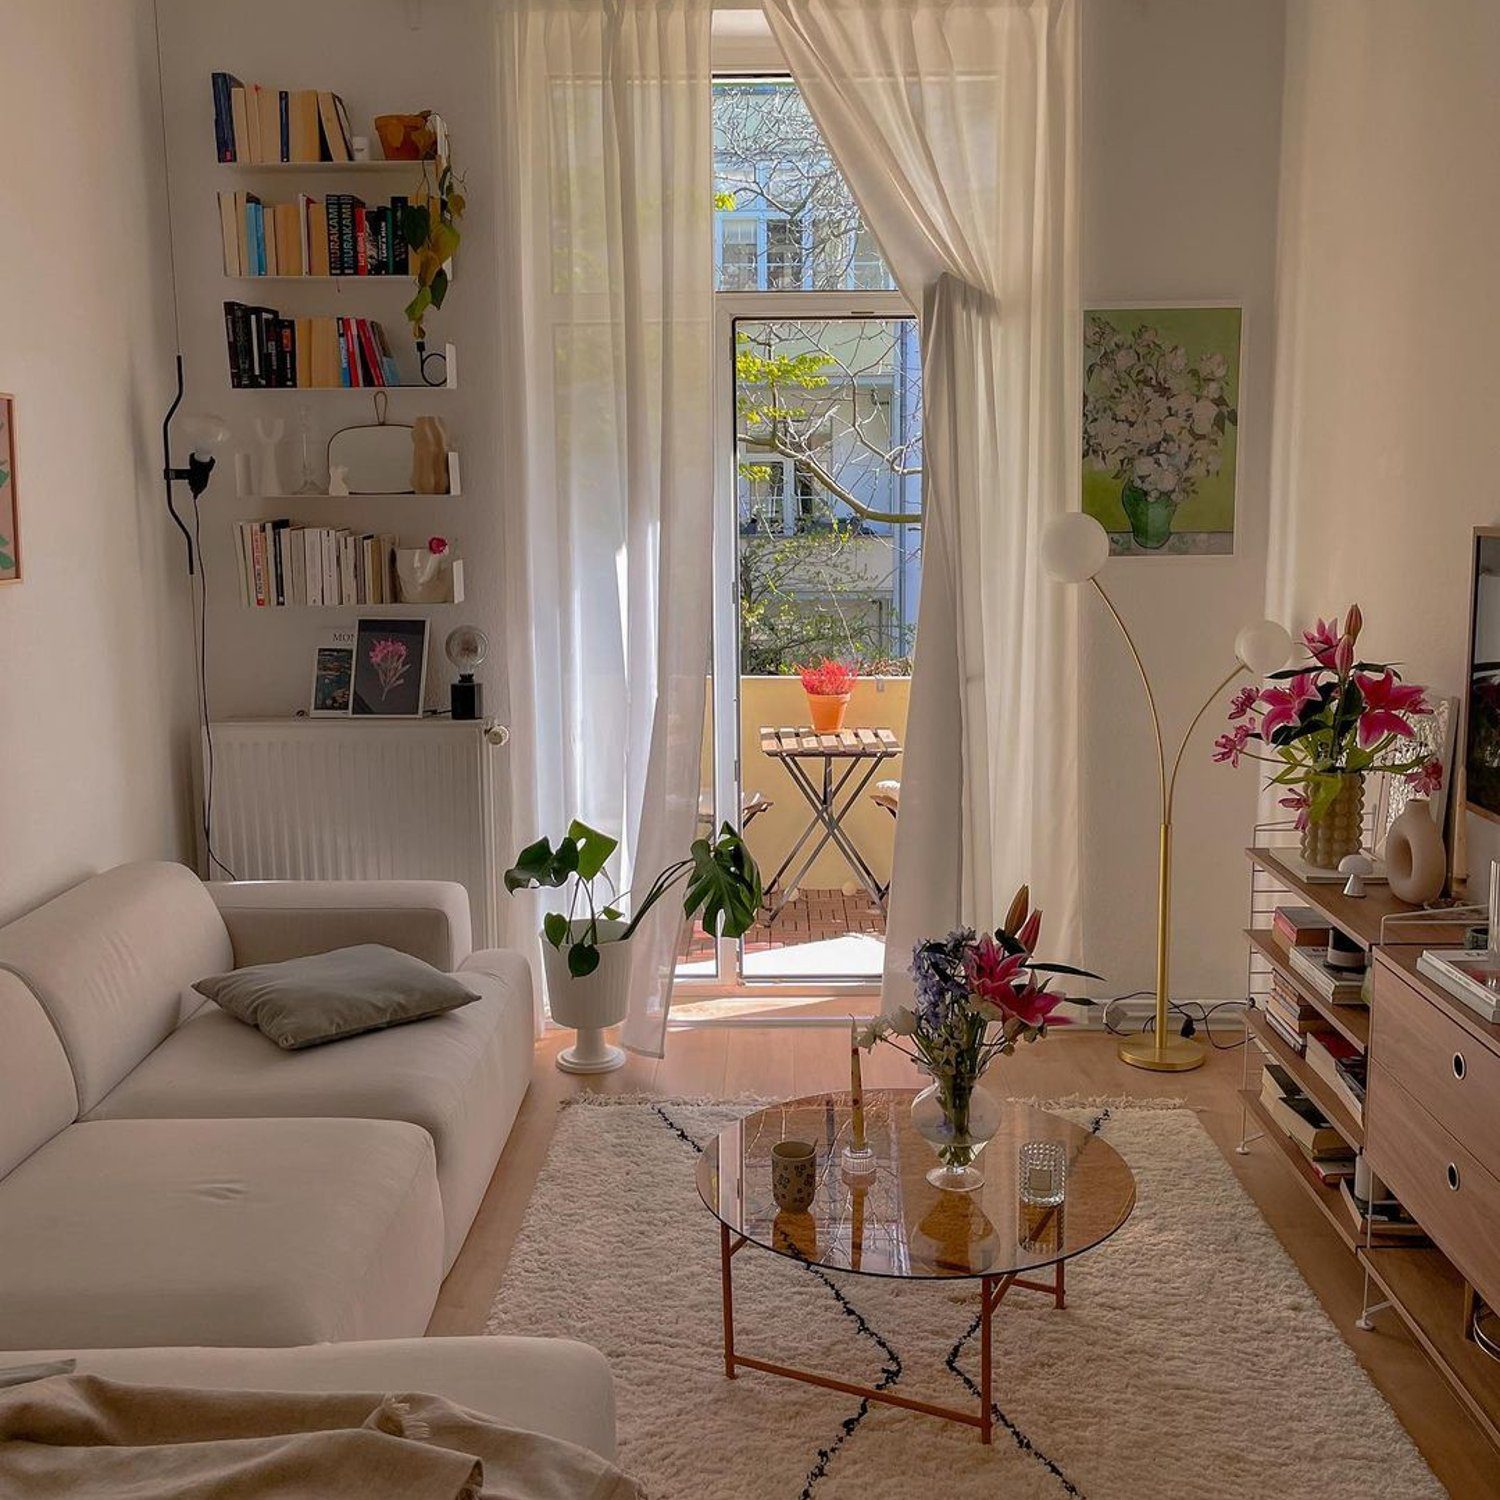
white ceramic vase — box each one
[542,918,631,1074]
[1384,796,1446,904]
[395,549,448,603]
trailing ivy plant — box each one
[403,136,465,341]
[504,819,764,978]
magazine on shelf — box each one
[1415,949,1500,1022]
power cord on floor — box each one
[1101,993,1248,1050]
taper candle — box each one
[850,1019,866,1151]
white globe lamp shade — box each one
[1236,620,1294,677]
[1041,513,1109,584]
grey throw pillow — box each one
[194,944,479,1050]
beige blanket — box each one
[0,1374,645,1499]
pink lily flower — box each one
[1015,909,1042,953]
[1003,984,1070,1029]
[1303,618,1342,668]
[1334,635,1355,674]
[1211,723,1252,767]
[1405,757,1444,797]
[965,934,1029,1000]
[1279,790,1311,831]
[1228,685,1258,721]
[1355,670,1430,748]
[1344,603,1363,641]
[1258,672,1320,738]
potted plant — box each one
[856,887,1098,1191]
[1213,603,1442,869]
[400,115,464,381]
[505,820,763,1073]
[799,658,857,733]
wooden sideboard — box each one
[1242,848,1500,1451]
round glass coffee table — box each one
[695,1089,1136,1443]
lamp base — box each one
[1117,1032,1207,1073]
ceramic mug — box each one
[771,1139,818,1213]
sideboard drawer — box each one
[1371,961,1500,1170]
[1366,1062,1500,1311]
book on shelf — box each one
[1260,977,1335,1056]
[1271,905,1333,948]
[1304,1031,1366,1122]
[218,191,415,278]
[223,303,405,388]
[1336,1178,1426,1240]
[1415,949,1500,1022]
[235,523,398,609]
[212,74,354,163]
[1259,1065,1355,1160]
[1287,943,1368,1006]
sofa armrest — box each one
[209,881,473,971]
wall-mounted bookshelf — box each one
[220,160,424,173]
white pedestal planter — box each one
[543,919,631,1074]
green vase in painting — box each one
[1120,481,1176,550]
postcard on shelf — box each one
[309,628,356,716]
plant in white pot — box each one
[505,820,763,1073]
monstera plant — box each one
[505,820,763,977]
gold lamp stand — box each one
[1041,513,1294,1074]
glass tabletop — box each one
[695,1090,1137,1280]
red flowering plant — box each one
[854,887,1098,1155]
[799,658,857,696]
[1213,603,1441,829]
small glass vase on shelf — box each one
[856,888,1098,1193]
[1213,603,1443,871]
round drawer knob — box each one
[1452,1052,1467,1081]
[1447,1162,1461,1191]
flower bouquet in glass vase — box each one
[1212,603,1442,870]
[856,887,1098,1192]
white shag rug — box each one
[486,1097,1442,1500]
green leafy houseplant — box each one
[504,820,764,978]
[403,139,465,341]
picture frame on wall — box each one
[1,393,20,585]
[351,617,428,718]
[309,627,356,716]
[1082,304,1244,557]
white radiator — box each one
[203,719,509,947]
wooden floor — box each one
[430,1023,1497,1499]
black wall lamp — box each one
[161,354,228,574]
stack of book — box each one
[1260,1064,1356,1183]
[1416,948,1500,1023]
[1288,942,1368,1007]
[1336,1178,1425,1242]
[1271,904,1332,949]
[211,74,355,164]
[223,304,403,388]
[1304,1030,1367,1123]
[234,523,398,609]
[217,191,418,278]
[1261,976,1333,1056]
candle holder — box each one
[1018,1140,1067,1207]
[841,1143,877,1177]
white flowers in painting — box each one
[1083,315,1236,503]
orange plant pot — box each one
[806,692,851,733]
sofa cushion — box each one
[0,974,77,1179]
[193,944,480,1050]
[209,880,473,971]
[88,954,534,1269]
[0,863,231,1113]
[0,1117,442,1351]
[0,1339,617,1461]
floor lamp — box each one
[1042,513,1293,1072]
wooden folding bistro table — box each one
[757,726,901,920]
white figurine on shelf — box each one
[327,464,350,496]
[252,417,285,496]
[1339,852,1374,898]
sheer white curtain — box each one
[762,0,1083,1004]
[493,0,713,1054]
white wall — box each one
[0,1,195,923]
[155,0,504,726]
[1080,0,1287,1000]
[1268,0,1500,885]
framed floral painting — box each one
[1,394,19,584]
[1082,305,1242,556]
[351,617,428,718]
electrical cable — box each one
[191,491,237,879]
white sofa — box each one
[0,861,533,1351]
